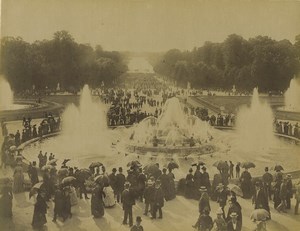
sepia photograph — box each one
[0,0,300,230]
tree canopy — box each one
[152,34,300,91]
[0,31,128,91]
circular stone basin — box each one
[0,103,33,111]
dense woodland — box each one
[0,31,128,92]
[151,34,300,91]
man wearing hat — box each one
[122,181,135,226]
[286,174,293,209]
[108,168,117,197]
[201,166,211,194]
[252,181,270,217]
[151,180,164,219]
[116,167,126,203]
[227,212,242,231]
[143,179,155,216]
[159,168,169,201]
[216,183,227,219]
[226,196,242,225]
[28,161,39,186]
[130,216,143,231]
[262,167,273,200]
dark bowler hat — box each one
[189,168,193,172]
[265,167,268,171]
[136,216,142,222]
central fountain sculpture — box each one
[0,77,14,110]
[126,97,216,154]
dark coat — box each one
[121,189,135,209]
[194,170,203,188]
[30,166,39,185]
[198,214,213,231]
[32,194,47,228]
[116,173,126,193]
[153,187,164,207]
[144,185,155,204]
[91,186,105,218]
[226,202,242,224]
[53,189,64,216]
[217,189,228,207]
[253,188,269,211]
[108,173,117,191]
[199,192,210,214]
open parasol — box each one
[227,184,243,197]
[127,160,142,168]
[62,176,76,184]
[213,160,227,170]
[166,161,179,170]
[48,159,58,166]
[250,209,269,221]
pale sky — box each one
[1,0,300,52]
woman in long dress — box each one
[0,183,13,218]
[103,185,116,208]
[167,168,176,200]
[91,184,106,218]
[13,164,24,193]
[32,191,47,229]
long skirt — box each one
[13,173,24,193]
[103,186,116,208]
[91,198,104,218]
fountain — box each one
[0,76,33,111]
[0,77,14,110]
[126,97,216,154]
[236,88,275,152]
[284,77,300,112]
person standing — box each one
[240,168,252,199]
[38,151,43,169]
[194,165,203,190]
[226,196,242,226]
[213,208,227,231]
[216,183,227,219]
[137,168,147,202]
[262,167,273,200]
[116,167,126,203]
[159,168,169,201]
[0,181,13,219]
[201,166,211,195]
[52,185,64,222]
[235,163,240,179]
[29,161,39,186]
[185,168,195,199]
[276,178,288,213]
[193,208,213,231]
[32,190,48,229]
[62,187,72,221]
[122,182,135,227]
[229,161,234,179]
[152,180,164,219]
[294,180,300,215]
[199,186,210,215]
[131,216,144,231]
[286,174,293,210]
[91,184,105,218]
[143,179,155,216]
[167,168,176,200]
[252,181,270,215]
[13,163,24,193]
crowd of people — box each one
[273,119,299,139]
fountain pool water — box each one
[20,87,300,179]
[284,78,300,112]
[0,77,32,111]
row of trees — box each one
[0,31,128,92]
[152,34,300,91]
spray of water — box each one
[60,84,111,155]
[285,78,300,112]
[236,88,275,152]
[0,77,14,110]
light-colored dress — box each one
[69,186,78,206]
[103,186,116,208]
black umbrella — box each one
[241,162,255,169]
[166,161,179,170]
[273,165,284,171]
[89,162,103,169]
[213,160,227,170]
[79,169,92,179]
[143,164,159,176]
[127,160,142,168]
